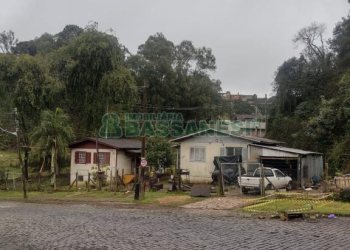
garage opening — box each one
[260,157,298,181]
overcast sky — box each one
[1,0,349,97]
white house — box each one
[69,138,141,184]
[170,129,281,183]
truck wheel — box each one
[242,187,248,194]
[266,184,272,190]
[286,182,292,191]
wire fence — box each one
[0,170,71,191]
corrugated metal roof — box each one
[170,128,282,145]
[69,137,141,149]
[250,144,322,155]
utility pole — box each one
[135,82,147,200]
[140,81,147,200]
[14,108,27,199]
[95,134,102,191]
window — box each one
[275,170,285,177]
[78,152,86,164]
[190,147,206,162]
[253,169,274,177]
[93,152,111,165]
[220,147,243,157]
[74,151,91,164]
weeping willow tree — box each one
[52,28,138,137]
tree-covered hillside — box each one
[267,9,350,175]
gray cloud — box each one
[1,0,348,96]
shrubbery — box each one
[334,188,350,202]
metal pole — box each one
[95,135,101,191]
[12,173,15,190]
[75,172,78,192]
[14,108,27,199]
[219,163,225,196]
[177,147,181,191]
[135,82,147,200]
[260,163,265,197]
[87,172,91,192]
[238,163,242,194]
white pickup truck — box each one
[238,167,292,194]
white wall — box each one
[70,148,132,184]
[179,135,250,183]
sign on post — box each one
[140,158,147,167]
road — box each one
[0,202,349,250]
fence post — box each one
[4,170,8,190]
[87,172,90,192]
[260,163,265,197]
[37,173,41,191]
[238,163,242,194]
[75,172,78,192]
[12,174,16,190]
[122,169,124,183]
[218,163,225,196]
[109,169,112,191]
[115,169,119,193]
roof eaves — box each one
[249,144,322,155]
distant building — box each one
[222,91,257,104]
[220,91,268,137]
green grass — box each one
[243,198,350,216]
[0,190,197,206]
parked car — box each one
[238,167,292,194]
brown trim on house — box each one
[70,141,113,150]
[75,151,90,164]
[93,152,111,165]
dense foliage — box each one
[268,12,350,175]
[0,24,222,164]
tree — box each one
[33,33,56,54]
[53,29,127,134]
[146,137,172,171]
[0,30,18,53]
[127,33,221,120]
[30,108,73,189]
[12,55,63,137]
[55,24,83,47]
[331,16,350,70]
[293,22,327,62]
[12,41,37,55]
[99,67,138,111]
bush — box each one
[334,188,350,202]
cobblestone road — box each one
[0,202,349,250]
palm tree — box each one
[31,108,73,189]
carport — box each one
[248,144,323,187]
